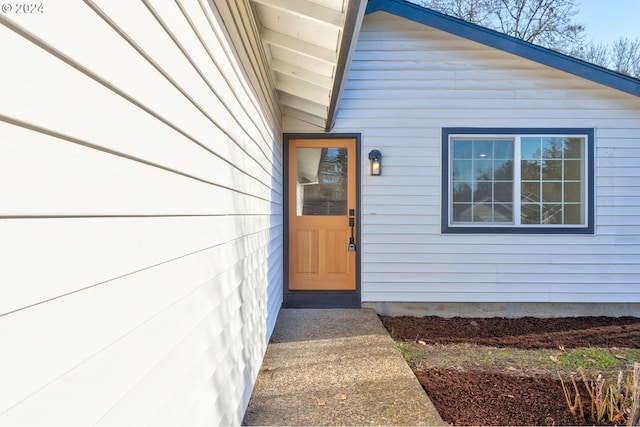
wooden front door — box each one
[288,138,357,291]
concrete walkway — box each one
[242,309,445,426]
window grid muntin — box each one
[448,134,588,228]
[450,138,514,224]
[519,136,586,226]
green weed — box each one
[394,340,426,363]
[558,348,620,370]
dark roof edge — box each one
[326,0,369,131]
[366,0,640,97]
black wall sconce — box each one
[368,150,382,176]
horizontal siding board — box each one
[364,242,640,255]
[596,227,640,237]
[361,233,638,248]
[363,261,640,275]
[363,214,437,226]
[94,283,258,425]
[364,206,440,217]
[597,199,640,209]
[1,8,274,192]
[593,128,640,138]
[363,272,640,285]
[0,124,271,216]
[342,87,619,101]
[363,185,439,196]
[0,216,273,315]
[364,282,639,295]
[598,171,640,180]
[599,208,640,219]
[365,164,440,176]
[146,1,268,141]
[342,97,639,113]
[339,106,639,120]
[344,77,599,92]
[362,291,636,303]
[176,0,278,137]
[339,117,638,130]
[0,51,271,200]
[333,11,640,305]
[364,253,638,266]
[0,238,259,417]
[93,0,276,167]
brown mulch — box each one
[381,316,640,349]
[381,315,640,426]
[415,369,584,426]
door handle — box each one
[348,216,356,252]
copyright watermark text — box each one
[1,3,45,14]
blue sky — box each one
[577,0,640,46]
[408,0,640,46]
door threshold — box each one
[283,292,360,308]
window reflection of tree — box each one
[520,138,582,224]
[303,148,349,216]
[452,159,513,222]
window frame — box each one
[441,128,595,234]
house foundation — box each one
[364,302,640,318]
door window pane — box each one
[296,147,348,216]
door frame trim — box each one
[282,133,362,308]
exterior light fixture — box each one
[368,150,382,176]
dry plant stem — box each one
[579,368,598,422]
[608,372,622,424]
[630,363,640,427]
[558,372,584,420]
[611,371,629,425]
[561,364,640,426]
[579,367,611,423]
[558,373,572,413]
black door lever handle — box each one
[348,216,356,251]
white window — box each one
[442,128,594,234]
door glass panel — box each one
[296,147,348,216]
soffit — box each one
[249,0,365,129]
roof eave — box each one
[326,0,368,131]
[366,0,640,98]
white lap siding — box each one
[331,11,640,305]
[0,1,282,425]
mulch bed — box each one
[381,316,640,349]
[381,315,640,426]
[415,369,583,426]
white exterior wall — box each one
[0,1,282,425]
[332,12,640,305]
